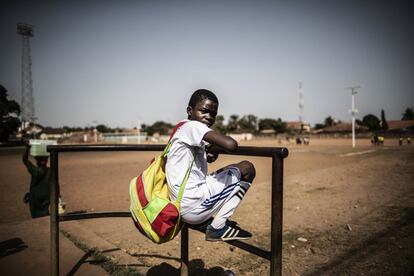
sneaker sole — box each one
[206,236,251,242]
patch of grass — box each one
[61,229,143,275]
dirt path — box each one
[1,139,413,275]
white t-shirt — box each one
[166,119,212,214]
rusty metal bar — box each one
[47,144,288,276]
[225,240,271,260]
[59,211,131,222]
[180,224,189,276]
[270,154,284,276]
[48,144,288,159]
[50,150,59,276]
[48,144,165,152]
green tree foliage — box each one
[238,114,258,132]
[96,124,110,133]
[0,85,21,142]
[314,123,325,130]
[362,114,381,131]
[324,116,335,127]
[258,118,287,133]
[211,115,226,134]
[142,121,173,136]
[401,107,414,120]
[381,109,388,130]
[227,114,239,132]
[63,126,84,132]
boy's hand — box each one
[206,144,219,163]
[207,152,218,163]
[23,139,30,147]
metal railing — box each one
[48,144,288,276]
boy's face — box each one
[187,99,218,127]
[35,156,48,167]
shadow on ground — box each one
[0,238,27,257]
[147,259,235,276]
[305,207,414,276]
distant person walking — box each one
[22,144,65,218]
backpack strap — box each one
[169,120,187,141]
[176,157,194,204]
[162,120,188,157]
[163,120,195,205]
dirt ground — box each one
[0,138,413,275]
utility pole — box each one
[298,82,304,133]
[346,86,360,148]
[17,23,35,129]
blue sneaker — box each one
[205,224,252,241]
[189,218,239,232]
[188,217,214,232]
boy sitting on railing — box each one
[166,89,256,241]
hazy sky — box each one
[1,0,413,128]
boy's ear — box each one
[186,106,192,117]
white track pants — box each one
[181,167,251,229]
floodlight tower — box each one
[346,86,360,148]
[17,23,35,128]
[298,82,304,132]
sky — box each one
[1,0,413,128]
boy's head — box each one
[187,89,219,127]
[34,156,48,167]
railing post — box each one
[50,150,59,276]
[180,224,189,276]
[270,154,283,276]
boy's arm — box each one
[203,131,238,152]
[22,144,32,169]
[22,144,37,176]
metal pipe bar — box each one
[59,211,131,222]
[225,240,271,261]
[191,227,271,260]
[48,144,288,159]
[50,150,59,276]
[56,211,273,266]
[270,154,284,276]
[48,144,165,152]
[180,225,189,276]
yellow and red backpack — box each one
[129,121,193,244]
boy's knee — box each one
[238,160,256,183]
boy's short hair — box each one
[188,89,219,108]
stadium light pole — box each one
[346,86,360,148]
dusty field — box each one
[0,138,413,275]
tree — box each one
[362,114,381,131]
[324,116,335,127]
[401,107,414,120]
[211,115,226,134]
[0,85,21,142]
[227,114,239,132]
[238,114,258,132]
[314,123,325,130]
[258,118,287,133]
[96,124,110,133]
[380,109,388,130]
[142,121,173,136]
